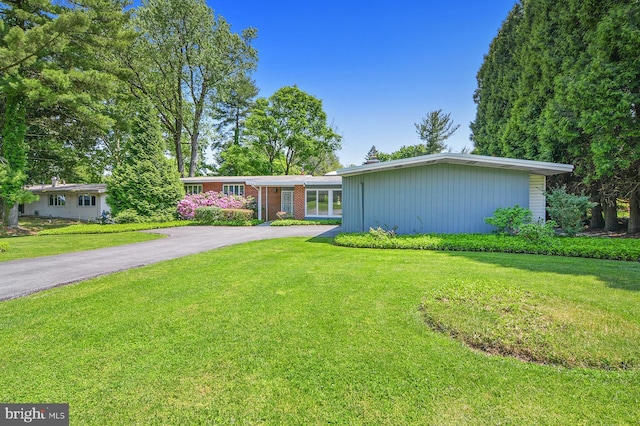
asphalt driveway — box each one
[0,225,340,301]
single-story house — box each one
[21,179,109,221]
[336,153,574,234]
[181,175,343,221]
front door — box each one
[281,191,294,217]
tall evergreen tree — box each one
[0,0,132,227]
[107,102,184,219]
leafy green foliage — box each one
[243,85,342,175]
[193,207,253,224]
[518,220,556,242]
[471,0,640,233]
[125,0,257,176]
[107,102,184,219]
[546,186,596,236]
[369,226,398,239]
[484,205,532,235]
[270,219,341,226]
[0,240,8,252]
[334,233,640,262]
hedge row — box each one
[194,207,254,224]
[333,233,640,262]
[270,219,342,226]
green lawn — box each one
[1,238,639,424]
[0,232,164,262]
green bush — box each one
[220,208,254,221]
[518,220,556,242]
[194,207,223,223]
[369,226,397,239]
[546,186,596,236]
[194,207,254,224]
[484,205,533,235]
[271,219,342,226]
[0,241,9,253]
[113,209,146,224]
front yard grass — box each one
[1,238,639,424]
[0,233,164,262]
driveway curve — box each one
[0,225,340,301]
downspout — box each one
[251,185,262,221]
[265,186,269,221]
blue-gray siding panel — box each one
[342,164,530,234]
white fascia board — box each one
[336,153,574,177]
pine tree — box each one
[107,102,184,220]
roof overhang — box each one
[181,175,342,186]
[26,184,107,193]
[337,153,574,177]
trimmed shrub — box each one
[194,207,254,224]
[334,232,640,262]
[177,191,255,220]
[220,209,254,221]
[518,220,556,242]
[113,209,145,224]
[484,205,532,235]
[194,207,223,223]
[271,219,342,226]
[546,186,596,236]
[0,241,9,253]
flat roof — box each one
[25,183,107,193]
[182,175,342,186]
[337,153,574,177]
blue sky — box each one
[209,1,517,167]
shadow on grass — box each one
[450,250,640,292]
[306,226,342,243]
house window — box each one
[49,194,66,206]
[223,184,244,196]
[78,195,97,207]
[305,189,342,217]
[184,184,202,194]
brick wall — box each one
[293,185,305,220]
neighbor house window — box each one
[305,189,341,217]
[184,184,202,194]
[49,194,66,206]
[223,184,244,196]
[78,194,96,206]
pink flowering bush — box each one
[177,191,255,220]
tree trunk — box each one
[589,185,604,229]
[603,198,618,232]
[189,130,199,177]
[174,117,184,177]
[628,190,640,234]
[1,200,19,228]
[590,204,605,229]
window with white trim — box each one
[305,189,341,217]
[184,184,203,194]
[223,184,244,196]
[78,194,97,207]
[49,194,66,206]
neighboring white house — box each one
[21,180,109,222]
